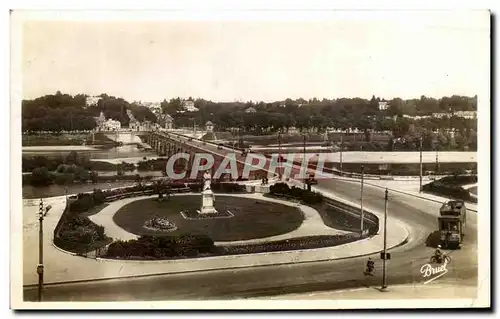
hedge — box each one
[422,177,476,203]
[105,234,215,259]
[438,175,477,186]
[104,234,361,260]
[54,195,111,253]
[221,234,359,255]
[269,183,323,204]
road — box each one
[23,180,477,301]
[22,135,478,301]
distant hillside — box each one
[22,91,157,132]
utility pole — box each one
[419,137,423,192]
[339,134,343,176]
[303,133,307,190]
[436,149,439,175]
[278,130,282,180]
[37,199,44,302]
[381,188,389,291]
[360,164,365,237]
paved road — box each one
[23,177,477,301]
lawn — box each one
[113,195,304,241]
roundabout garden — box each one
[52,181,378,260]
[112,195,304,241]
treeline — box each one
[23,92,478,142]
[167,95,477,135]
[22,92,157,132]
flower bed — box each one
[220,235,359,255]
[103,234,360,260]
[105,235,215,259]
[143,216,178,232]
[54,211,112,253]
[180,210,234,220]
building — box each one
[164,114,174,130]
[140,120,153,131]
[86,96,101,108]
[130,121,140,131]
[244,107,257,113]
[93,111,106,131]
[205,121,214,133]
[103,119,121,131]
[432,112,450,119]
[453,110,477,119]
[378,101,389,110]
[183,100,199,112]
[402,114,431,120]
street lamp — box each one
[360,165,365,238]
[381,189,390,292]
[37,199,51,302]
[302,133,307,190]
[339,134,344,176]
[278,130,283,180]
[419,137,423,193]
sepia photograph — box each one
[10,9,491,310]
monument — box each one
[199,171,217,214]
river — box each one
[22,144,158,160]
[22,144,162,198]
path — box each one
[88,193,349,246]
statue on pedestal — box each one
[203,171,212,192]
[200,171,217,214]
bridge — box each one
[146,130,323,183]
[101,129,205,143]
[147,130,272,181]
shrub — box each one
[270,182,323,204]
[55,214,109,253]
[222,235,358,255]
[422,181,473,202]
[270,182,291,195]
[105,234,215,259]
[30,167,54,187]
[69,189,108,213]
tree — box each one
[31,167,53,186]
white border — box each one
[6,1,494,313]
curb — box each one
[51,241,78,256]
[25,229,410,289]
[32,190,410,287]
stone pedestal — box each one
[199,189,217,214]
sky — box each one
[18,10,490,102]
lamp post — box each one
[419,137,423,192]
[360,164,365,238]
[303,133,307,190]
[339,134,343,176]
[381,188,389,291]
[436,148,439,176]
[278,130,283,180]
[37,199,51,302]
